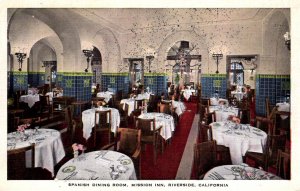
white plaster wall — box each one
[29,41,56,72]
[117,20,262,75]
[260,9,290,75]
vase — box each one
[73,150,79,159]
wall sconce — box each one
[212,53,223,74]
[83,49,93,72]
[146,55,154,73]
[283,32,290,51]
[15,52,27,71]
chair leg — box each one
[153,142,157,165]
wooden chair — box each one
[94,110,113,149]
[7,143,52,180]
[255,116,274,135]
[193,140,217,179]
[39,95,52,119]
[7,143,35,180]
[101,128,142,179]
[276,149,290,179]
[198,123,231,165]
[136,118,163,164]
[157,101,173,115]
[265,97,271,118]
[200,98,210,107]
[197,123,212,143]
[239,108,250,124]
[61,119,78,157]
[199,104,209,122]
[274,111,290,137]
[119,103,129,127]
[244,133,286,170]
[228,97,238,107]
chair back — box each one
[276,150,290,179]
[134,99,144,110]
[158,102,172,115]
[265,97,271,118]
[194,140,217,179]
[136,118,156,137]
[95,110,112,129]
[206,112,216,124]
[40,95,51,106]
[118,128,141,156]
[7,143,35,179]
[199,105,208,122]
[239,108,250,124]
[264,134,287,169]
[198,123,212,142]
[200,98,210,106]
[255,116,274,135]
[228,97,238,107]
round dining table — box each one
[138,112,175,140]
[210,121,267,165]
[7,129,65,176]
[81,107,120,140]
[56,150,137,180]
[203,164,281,180]
[209,106,239,122]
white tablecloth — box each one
[120,99,135,116]
[204,164,281,180]
[82,108,120,140]
[209,106,239,122]
[19,94,40,108]
[97,91,114,103]
[182,89,195,100]
[172,100,186,116]
[56,150,137,180]
[231,91,245,101]
[276,102,290,120]
[210,98,229,107]
[138,112,175,140]
[210,121,267,164]
[28,88,38,95]
[7,129,65,176]
[136,93,151,100]
[46,92,63,102]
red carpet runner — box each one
[141,102,197,179]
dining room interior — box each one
[6,8,292,181]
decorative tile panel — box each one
[201,74,227,98]
[255,74,290,116]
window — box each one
[229,62,244,86]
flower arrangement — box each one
[72,143,86,158]
[96,101,106,107]
[17,123,30,132]
[227,115,241,124]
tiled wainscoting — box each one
[101,73,168,96]
[28,72,45,87]
[144,73,168,95]
[56,72,93,101]
[200,74,227,98]
[9,71,28,92]
[101,73,130,96]
[255,74,290,116]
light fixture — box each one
[212,53,223,74]
[83,49,93,72]
[146,55,154,73]
[283,32,290,50]
[15,52,27,71]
